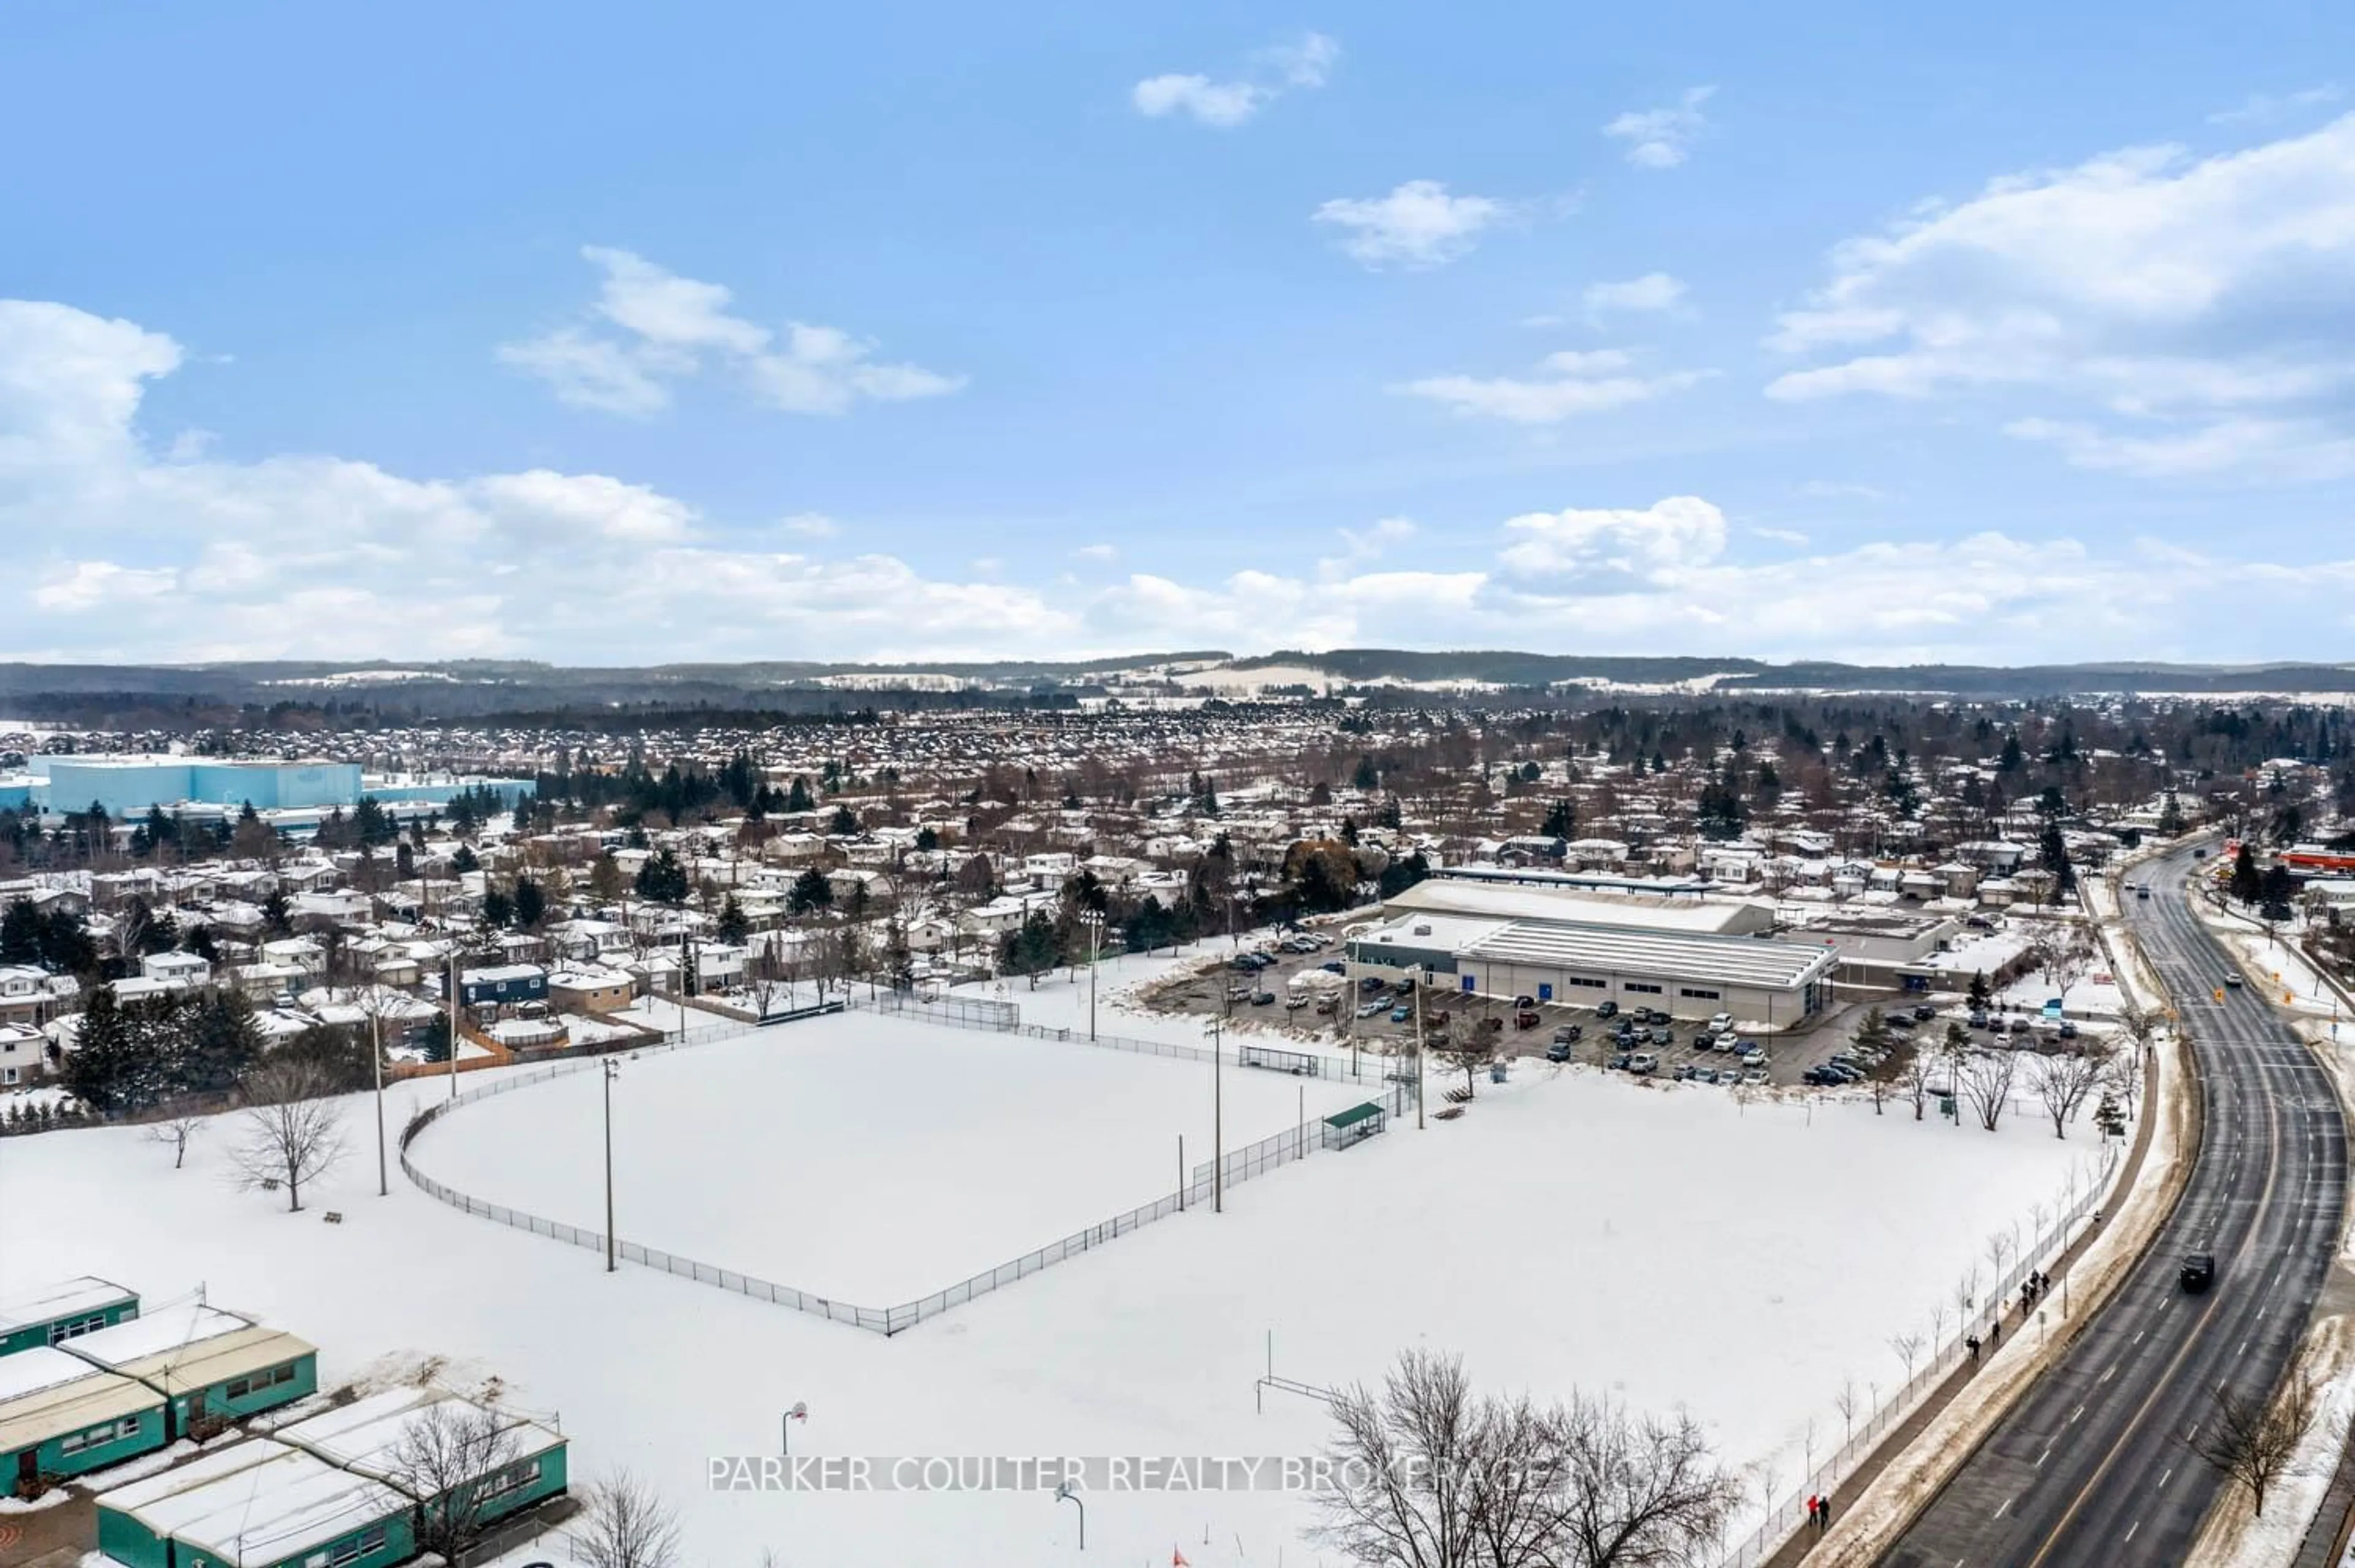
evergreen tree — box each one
[181,989,261,1094]
[513,876,546,928]
[914,825,940,852]
[0,899,40,964]
[63,989,147,1116]
[785,777,815,813]
[2230,843,2264,904]
[481,886,515,928]
[261,886,294,937]
[829,803,861,836]
[1001,909,1063,988]
[634,847,691,905]
[1967,969,1991,1009]
[451,844,480,875]
[1541,798,1576,840]
[2038,819,2077,903]
[788,868,835,916]
[716,895,751,945]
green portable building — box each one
[63,1302,318,1440]
[0,1275,140,1357]
[0,1345,166,1490]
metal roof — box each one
[0,1275,136,1336]
[0,1347,160,1456]
[1461,920,1837,990]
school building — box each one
[59,1302,318,1441]
[0,1346,167,1489]
[0,1276,140,1357]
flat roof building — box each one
[1349,878,1832,1028]
[62,1302,318,1442]
[0,1275,139,1358]
[93,1437,413,1568]
[0,1345,166,1488]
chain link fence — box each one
[400,990,1400,1337]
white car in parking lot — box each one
[1709,1012,1734,1032]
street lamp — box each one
[602,1058,621,1273]
[369,997,388,1198]
[1055,1481,1086,1550]
[1079,910,1105,1041]
[782,1402,808,1454]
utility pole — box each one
[1081,909,1103,1041]
[602,1058,621,1272]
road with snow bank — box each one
[1880,843,2346,1568]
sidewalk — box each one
[1760,921,2169,1568]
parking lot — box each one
[1136,928,2105,1095]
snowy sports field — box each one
[408,1009,1369,1303]
[0,957,2107,1568]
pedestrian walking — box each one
[1966,1334,1980,1363]
[1990,1317,2002,1345]
[1820,1491,1834,1530]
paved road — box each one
[1881,844,2347,1567]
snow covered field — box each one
[410,1011,1368,1302]
[0,1016,2098,1568]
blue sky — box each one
[6,0,2355,665]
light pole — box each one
[1055,1481,1085,1550]
[602,1058,621,1272]
[446,947,461,1099]
[370,1000,387,1197]
[781,1402,808,1454]
[1079,910,1105,1041]
[1204,1003,1227,1214]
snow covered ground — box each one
[0,1008,2096,1568]
[410,1010,1367,1303]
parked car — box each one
[1737,1047,1768,1071]
[1315,996,1339,1016]
[1628,1052,1660,1075]
[1551,1024,1583,1045]
[1514,994,1537,1009]
[1252,990,1277,1006]
[1515,1009,1542,1029]
[1320,960,1346,974]
[1360,977,1387,993]
[1650,1026,1675,1046]
[1596,1001,1620,1019]
[1691,1066,1719,1084]
[2058,1020,2080,1040]
[1356,1001,1387,1019]
[1672,1062,1698,1081]
[1544,1041,1574,1063]
[1968,1012,1992,1030]
[1713,1033,1740,1053]
[1388,1006,1412,1024]
[1912,1003,1937,1021]
[1709,1011,1734,1031]
[1885,1012,1917,1031]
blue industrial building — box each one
[11,758,530,822]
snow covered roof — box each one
[274,1386,564,1481]
[1461,921,1839,991]
[102,1439,411,1565]
[67,1301,315,1395]
[0,1347,159,1456]
[0,1274,135,1336]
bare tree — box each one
[1899,1044,1936,1122]
[146,1113,207,1170]
[1890,1331,1924,1382]
[1832,1379,1859,1446]
[570,1469,682,1568]
[2190,1372,2325,1520]
[391,1401,523,1560]
[1956,1046,2018,1132]
[2037,1041,2112,1138]
[1313,1348,1734,1568]
[229,1060,347,1212]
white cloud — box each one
[13,296,2355,665]
[1794,480,1891,502]
[1132,33,1337,128]
[1313,181,1508,269]
[1072,543,1119,562]
[1399,348,1712,424]
[1498,497,1728,584]
[1752,526,1810,546]
[1318,516,1416,580]
[1768,113,2355,481]
[2210,85,2342,127]
[779,512,841,538]
[2005,415,2355,482]
[1581,273,1686,314]
[1603,87,1715,169]
[500,248,964,419]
